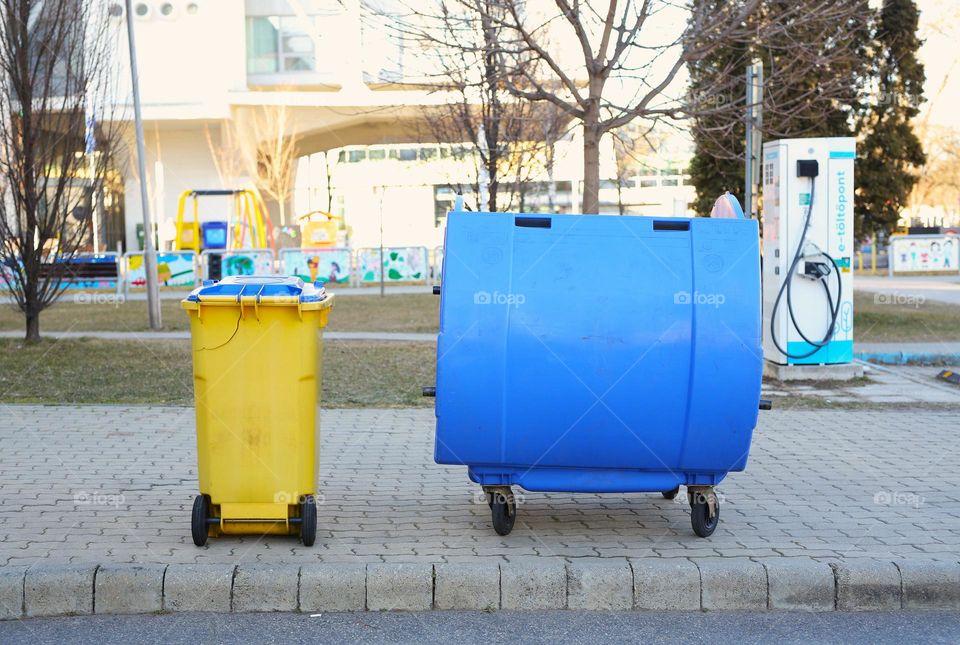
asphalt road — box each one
[2,611,959,644]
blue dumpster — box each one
[201,221,229,250]
[431,211,765,537]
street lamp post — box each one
[124,0,161,329]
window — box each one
[434,186,456,227]
[246,16,317,74]
[661,179,679,187]
[369,149,386,160]
[348,150,366,163]
[640,178,658,188]
[337,150,346,163]
[419,148,437,161]
[397,148,417,161]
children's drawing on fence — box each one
[892,237,959,273]
[128,252,196,287]
[279,249,350,285]
[223,252,272,277]
[225,255,255,276]
[432,246,444,281]
[358,247,428,283]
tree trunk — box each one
[582,107,601,214]
[325,153,334,213]
[25,309,40,343]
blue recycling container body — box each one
[433,211,762,493]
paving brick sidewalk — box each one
[0,405,957,567]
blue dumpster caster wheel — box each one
[300,495,317,547]
[690,492,719,538]
[661,486,680,500]
[191,494,209,547]
[490,490,516,536]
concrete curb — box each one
[2,559,959,619]
[854,351,960,365]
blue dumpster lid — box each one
[185,275,327,303]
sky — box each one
[917,0,960,127]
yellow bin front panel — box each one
[182,299,332,514]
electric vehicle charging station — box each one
[761,137,856,369]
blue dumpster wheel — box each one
[690,493,720,538]
[191,494,209,547]
[490,491,516,536]
[300,495,317,547]
[661,486,680,500]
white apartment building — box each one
[109,0,695,253]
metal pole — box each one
[377,186,385,297]
[125,0,161,329]
[744,65,753,215]
[744,61,764,219]
[752,63,763,219]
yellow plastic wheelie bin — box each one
[181,276,334,546]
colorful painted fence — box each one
[356,247,429,284]
[201,249,274,280]
[432,246,444,283]
[125,251,197,288]
[1,254,120,290]
[889,235,960,275]
[279,248,351,285]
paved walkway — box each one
[0,330,436,342]
[1,285,434,306]
[124,285,434,301]
[855,275,960,306]
[0,405,957,567]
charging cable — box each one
[769,177,843,359]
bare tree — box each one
[371,1,568,212]
[0,0,124,341]
[909,123,960,223]
[464,0,865,214]
[213,105,299,227]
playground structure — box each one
[174,189,272,254]
[298,210,341,248]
